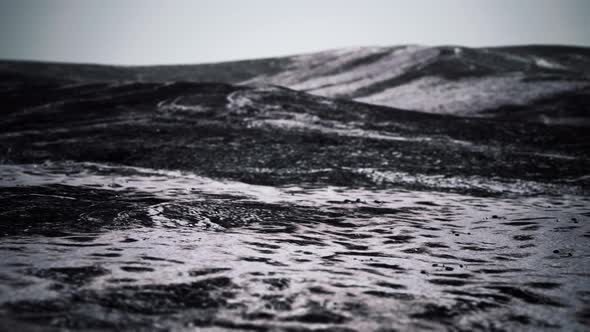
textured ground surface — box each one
[0,47,590,331]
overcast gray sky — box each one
[1,0,589,65]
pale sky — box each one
[1,0,589,65]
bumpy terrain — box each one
[2,45,590,121]
[0,46,589,331]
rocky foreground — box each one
[0,46,589,331]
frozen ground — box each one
[0,46,589,331]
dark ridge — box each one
[0,55,294,83]
[480,86,590,125]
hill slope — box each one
[2,45,590,121]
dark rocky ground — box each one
[0,46,589,331]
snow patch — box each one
[534,57,565,70]
[357,74,588,115]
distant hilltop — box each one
[1,45,589,119]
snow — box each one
[243,45,439,98]
[357,74,588,115]
[534,57,566,70]
[240,45,589,115]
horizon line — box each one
[1,43,589,67]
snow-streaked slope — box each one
[242,45,590,116]
[1,45,590,118]
[243,46,437,95]
[356,73,587,115]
